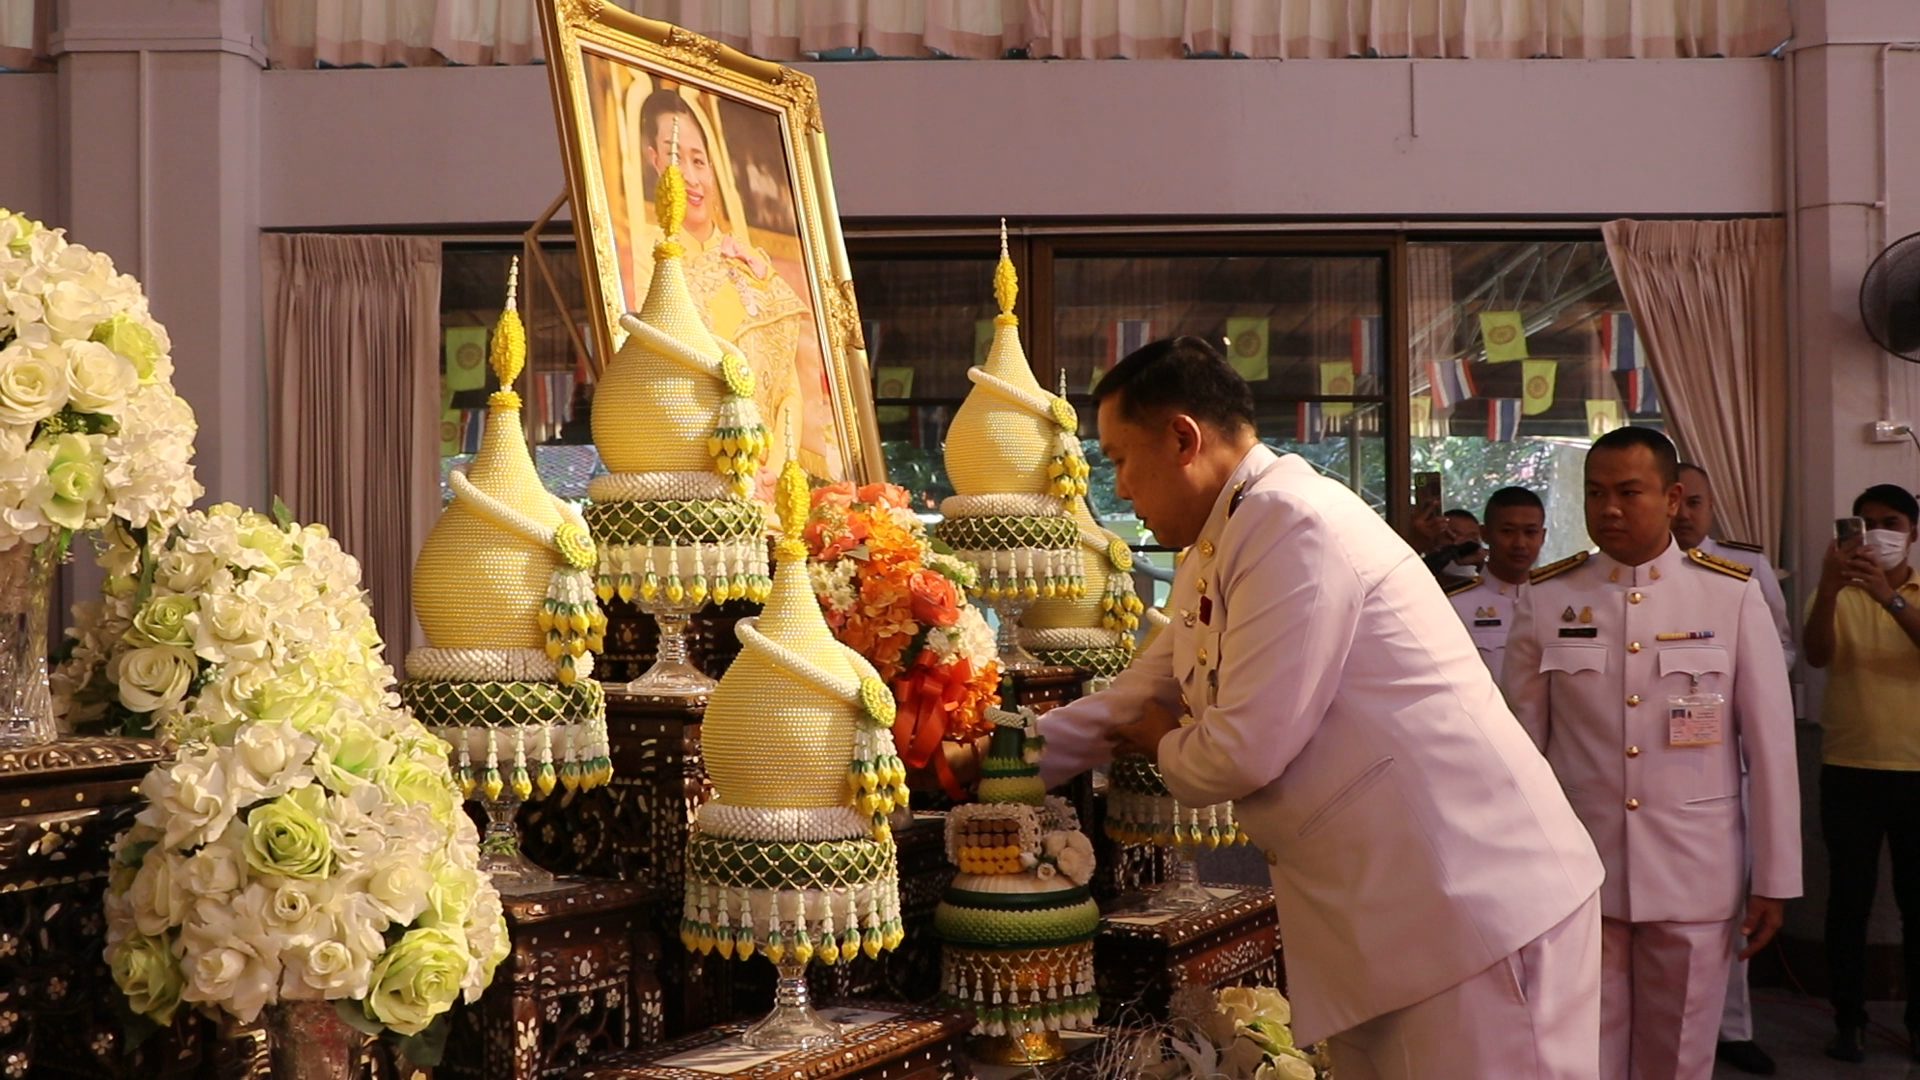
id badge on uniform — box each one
[1668,693,1726,747]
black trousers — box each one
[1821,764,1920,1030]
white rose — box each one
[40,277,111,339]
[135,751,238,851]
[365,855,432,926]
[154,548,219,593]
[188,591,271,664]
[63,338,137,413]
[0,341,69,425]
[180,821,247,898]
[230,720,316,798]
[280,938,371,1001]
[179,938,280,1023]
[110,644,198,713]
[126,848,191,937]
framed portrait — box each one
[536,0,884,486]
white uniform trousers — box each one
[1599,916,1738,1080]
[1329,891,1601,1080]
[1717,957,1752,1042]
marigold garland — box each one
[803,482,1001,798]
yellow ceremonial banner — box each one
[1225,317,1270,382]
[439,389,461,457]
[1479,311,1529,363]
[975,320,996,366]
[443,327,489,391]
[1586,399,1623,438]
[1522,360,1557,416]
[1321,360,1355,418]
[1410,394,1435,437]
[875,367,913,425]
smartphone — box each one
[1835,516,1867,550]
[1414,471,1443,519]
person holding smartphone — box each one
[1804,484,1920,1064]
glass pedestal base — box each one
[741,958,843,1051]
[625,609,715,697]
[1143,846,1214,914]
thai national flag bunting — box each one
[1110,320,1155,367]
[1350,315,1385,383]
[1296,402,1324,445]
[1602,312,1643,373]
[1488,399,1523,442]
[1427,358,1476,410]
[1627,368,1661,414]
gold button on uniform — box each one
[1626,798,1641,810]
[1627,694,1642,706]
[1197,648,1209,665]
[1200,540,1216,557]
[1630,592,1644,604]
[1628,642,1642,653]
[1626,746,1641,758]
[1196,579,1208,596]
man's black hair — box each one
[1090,336,1256,434]
[1589,426,1680,488]
[1444,508,1479,523]
[1854,483,1920,525]
[1484,486,1545,518]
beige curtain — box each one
[0,0,48,70]
[1602,218,1787,551]
[262,234,442,652]
[250,0,1787,63]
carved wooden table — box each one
[570,1004,971,1080]
[440,880,663,1080]
[1093,886,1284,1025]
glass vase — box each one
[477,788,555,894]
[741,956,842,1051]
[1144,845,1215,914]
[0,540,58,748]
[264,1000,370,1080]
[627,595,715,697]
[989,593,1042,672]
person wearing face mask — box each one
[1502,427,1799,1080]
[1803,483,1920,1064]
[1446,487,1548,677]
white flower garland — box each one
[588,471,734,504]
[404,647,592,683]
[966,367,1063,426]
[1018,626,1129,650]
[694,802,871,843]
[940,493,1065,520]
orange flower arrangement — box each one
[806,482,1001,798]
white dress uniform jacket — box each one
[1446,575,1527,677]
[1039,446,1603,1044]
[1699,537,1795,669]
[1500,542,1801,924]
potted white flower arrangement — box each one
[94,505,507,1072]
[0,208,201,745]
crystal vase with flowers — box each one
[0,208,201,746]
[1099,986,1330,1080]
[803,480,1002,800]
[75,505,507,1074]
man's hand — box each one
[1739,895,1786,960]
[1842,546,1896,605]
[1109,698,1183,764]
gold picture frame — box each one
[536,0,883,485]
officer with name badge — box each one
[1502,427,1800,1080]
[1447,486,1549,676]
[1040,338,1604,1080]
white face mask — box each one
[1861,528,1912,571]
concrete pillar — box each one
[1783,0,1920,963]
[49,0,268,512]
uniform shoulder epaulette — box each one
[1719,539,1765,554]
[1688,548,1753,580]
[1444,576,1482,597]
[1529,551,1589,585]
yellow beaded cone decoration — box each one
[1019,494,1143,678]
[934,223,1085,668]
[684,460,902,1051]
[584,120,771,696]
[403,259,612,891]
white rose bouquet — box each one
[0,209,200,554]
[96,505,507,1060]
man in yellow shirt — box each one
[1804,482,1920,1064]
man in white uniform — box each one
[1447,486,1549,676]
[1502,428,1800,1080]
[1039,337,1605,1080]
[1671,461,1792,1077]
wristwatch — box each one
[1886,594,1909,615]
